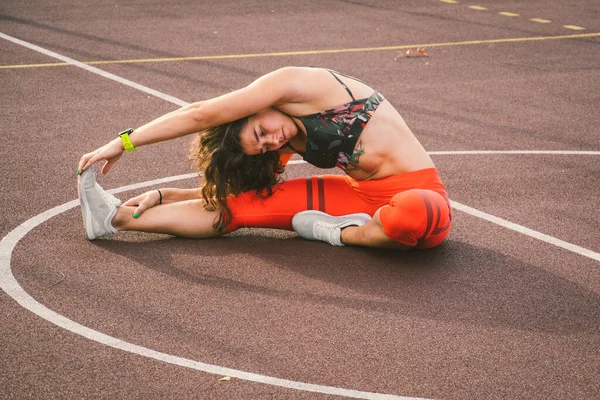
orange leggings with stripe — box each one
[226,168,452,249]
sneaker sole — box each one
[77,174,97,240]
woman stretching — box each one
[77,66,451,249]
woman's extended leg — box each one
[78,166,224,240]
[112,200,224,238]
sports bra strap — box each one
[284,141,305,156]
[326,70,355,101]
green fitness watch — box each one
[118,128,136,152]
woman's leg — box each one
[112,200,224,238]
[112,175,359,238]
[341,189,451,249]
[226,175,363,231]
[340,209,414,249]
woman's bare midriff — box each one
[278,68,435,181]
[345,101,435,181]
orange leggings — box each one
[226,168,452,249]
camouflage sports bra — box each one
[286,69,384,170]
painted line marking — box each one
[1,31,600,70]
[0,201,427,400]
[0,32,188,107]
[450,201,600,262]
[428,150,600,155]
[441,0,588,31]
[0,31,433,400]
[1,153,599,400]
[1,32,599,398]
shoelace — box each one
[95,183,121,206]
[313,220,339,245]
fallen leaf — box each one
[394,48,429,61]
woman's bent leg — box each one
[340,209,414,249]
[112,200,224,239]
[345,189,451,249]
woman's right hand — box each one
[122,190,162,218]
[78,138,124,176]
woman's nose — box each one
[267,133,280,144]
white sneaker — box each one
[77,165,121,240]
[292,210,372,246]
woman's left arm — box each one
[78,67,306,174]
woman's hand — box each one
[122,190,162,218]
[78,138,124,176]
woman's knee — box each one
[378,189,451,248]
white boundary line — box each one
[0,162,598,400]
[0,32,188,107]
[429,150,600,155]
[2,31,599,399]
[0,176,428,400]
[450,201,599,261]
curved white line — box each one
[0,176,428,400]
[2,161,599,400]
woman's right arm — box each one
[78,67,307,174]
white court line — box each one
[0,176,428,400]
[429,150,600,155]
[2,31,599,399]
[1,161,598,400]
[0,32,188,107]
[451,201,600,262]
[0,31,430,399]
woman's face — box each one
[240,108,298,156]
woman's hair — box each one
[189,117,285,231]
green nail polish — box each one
[133,212,140,218]
[77,169,81,175]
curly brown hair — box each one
[189,117,285,231]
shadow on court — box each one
[94,233,600,335]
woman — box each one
[77,66,451,249]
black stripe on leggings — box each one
[306,178,313,210]
[317,177,326,212]
[418,191,434,241]
[432,199,441,236]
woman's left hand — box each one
[78,138,124,176]
[122,190,162,218]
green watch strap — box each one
[118,128,136,152]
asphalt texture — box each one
[1,1,599,399]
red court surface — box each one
[1,1,599,399]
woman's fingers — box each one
[78,149,105,173]
[78,152,95,173]
[78,139,124,175]
[122,196,141,207]
[133,198,153,218]
[124,191,161,218]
